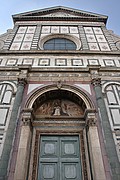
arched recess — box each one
[39,34,81,50]
[15,84,106,180]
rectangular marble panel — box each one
[42,26,51,34]
[84,27,93,34]
[20,42,32,50]
[26,26,36,33]
[55,59,67,66]
[104,59,115,66]
[14,34,24,42]
[23,58,33,65]
[88,43,100,51]
[10,42,21,50]
[99,43,111,51]
[7,59,17,66]
[39,58,50,66]
[86,34,96,42]
[111,109,120,125]
[0,108,8,125]
[93,27,103,34]
[72,59,83,66]
[69,27,78,34]
[17,26,27,33]
[51,26,59,33]
[60,26,69,34]
[88,59,99,65]
[96,35,107,42]
[24,34,34,42]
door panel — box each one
[38,136,82,180]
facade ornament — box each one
[91,78,101,87]
[57,80,62,89]
[85,112,97,127]
[18,78,27,86]
[22,108,34,126]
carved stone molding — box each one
[91,78,101,87]
[22,108,34,126]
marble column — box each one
[86,112,106,180]
[0,78,26,180]
[92,78,120,180]
[14,108,33,180]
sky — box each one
[0,0,120,35]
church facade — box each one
[0,6,120,180]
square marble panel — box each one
[20,42,31,50]
[41,26,51,34]
[39,58,50,66]
[86,34,96,42]
[93,27,103,34]
[51,26,59,33]
[69,27,78,34]
[88,59,99,65]
[60,26,69,34]
[88,43,100,51]
[84,27,93,34]
[14,34,24,42]
[10,42,21,50]
[7,59,17,66]
[26,26,36,33]
[99,43,111,51]
[72,59,83,66]
[24,34,34,41]
[96,35,107,43]
[55,59,67,66]
[104,59,115,66]
[23,58,33,65]
[17,26,27,33]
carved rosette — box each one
[86,113,97,127]
[22,108,33,126]
[91,78,101,87]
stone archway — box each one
[14,84,106,180]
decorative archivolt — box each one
[25,84,95,110]
[39,34,81,50]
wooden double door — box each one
[38,135,82,180]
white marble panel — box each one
[51,26,59,33]
[99,43,110,51]
[111,109,120,124]
[75,84,91,95]
[2,91,12,104]
[88,59,99,65]
[107,91,117,104]
[39,59,50,66]
[7,59,17,66]
[72,59,83,66]
[23,58,33,65]
[17,26,27,33]
[27,26,36,33]
[0,108,8,125]
[20,42,31,50]
[24,34,34,42]
[42,26,51,34]
[69,27,78,33]
[88,43,100,51]
[14,34,24,42]
[60,26,69,34]
[84,27,93,34]
[96,35,107,42]
[55,59,66,66]
[86,34,96,42]
[27,84,43,94]
[93,27,103,34]
[104,59,115,66]
[10,42,21,50]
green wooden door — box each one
[38,136,82,180]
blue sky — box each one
[0,0,120,35]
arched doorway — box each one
[14,84,106,180]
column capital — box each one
[18,78,27,86]
[91,78,101,87]
[85,111,97,127]
[22,108,34,126]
